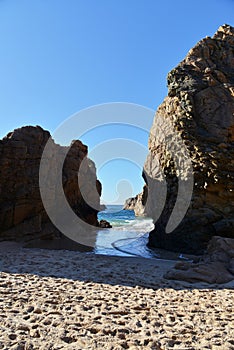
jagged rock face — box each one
[123,185,148,216]
[145,24,234,254]
[0,126,101,242]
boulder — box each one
[164,236,234,284]
[144,24,234,254]
[99,220,112,228]
[0,126,102,243]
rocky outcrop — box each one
[0,126,102,243]
[99,220,112,228]
[99,204,107,211]
[123,185,148,216]
[144,24,234,254]
[164,236,234,284]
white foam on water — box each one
[96,206,155,257]
[112,218,154,232]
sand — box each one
[0,241,233,349]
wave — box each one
[96,206,155,257]
[111,218,154,233]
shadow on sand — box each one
[0,240,233,290]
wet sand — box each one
[0,241,233,349]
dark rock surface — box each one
[164,236,234,284]
[99,220,112,228]
[144,24,234,254]
[0,126,101,243]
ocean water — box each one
[96,205,156,258]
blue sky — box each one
[0,0,233,203]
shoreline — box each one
[23,233,199,262]
[1,240,233,286]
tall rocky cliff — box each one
[0,126,101,243]
[144,24,234,254]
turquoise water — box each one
[96,205,191,261]
[96,205,155,258]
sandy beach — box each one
[0,241,233,350]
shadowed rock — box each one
[0,126,102,244]
[164,236,234,284]
[144,24,234,254]
[99,220,112,228]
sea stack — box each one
[144,24,234,254]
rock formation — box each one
[164,236,234,284]
[123,185,148,216]
[144,24,234,254]
[99,220,112,228]
[0,126,102,243]
[100,204,107,211]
